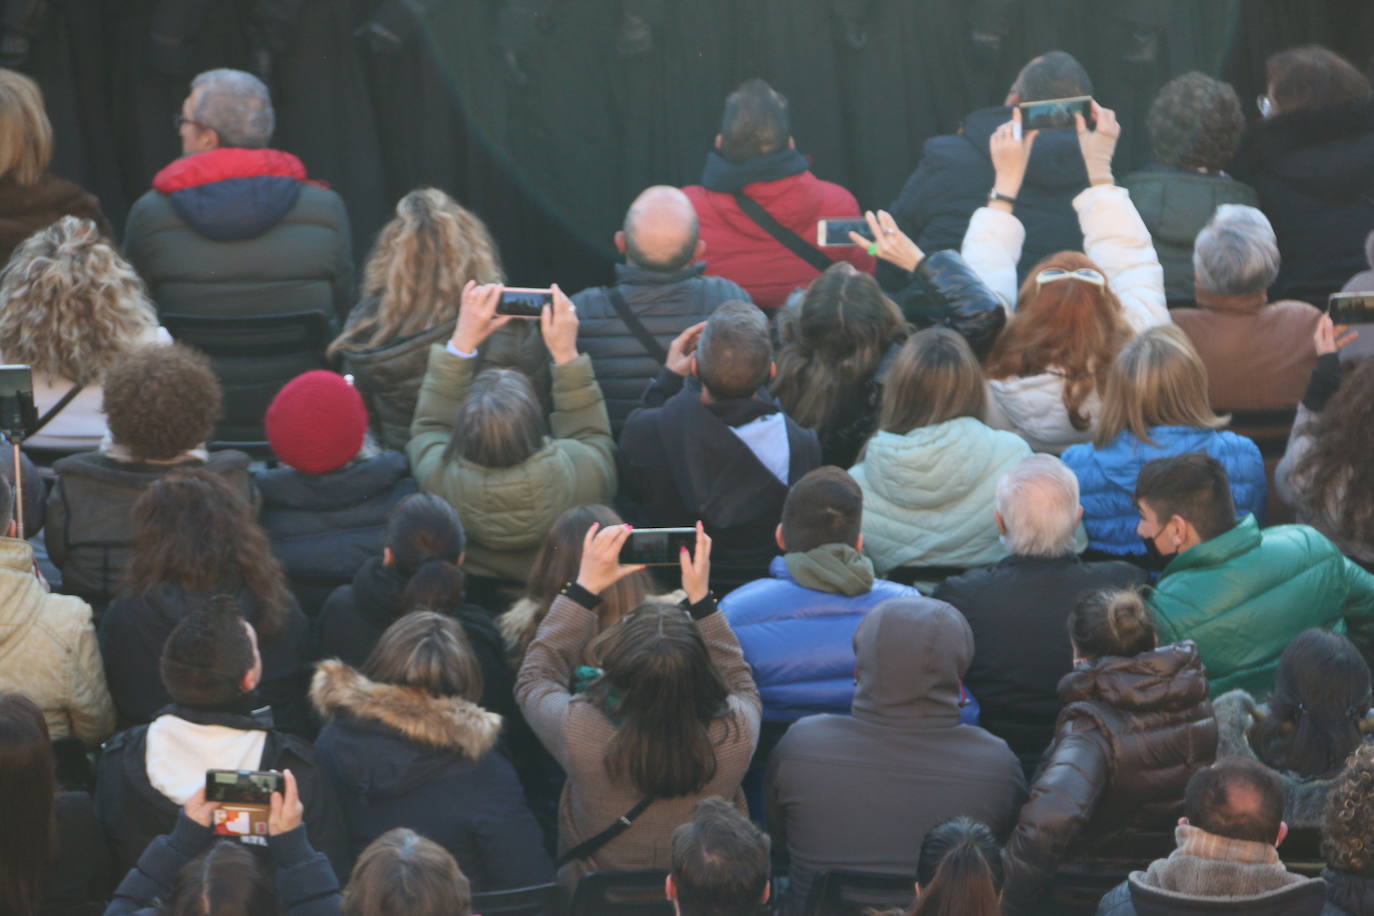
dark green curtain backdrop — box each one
[25,0,1374,294]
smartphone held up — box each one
[1017,95,1094,131]
[496,287,554,318]
[206,769,283,842]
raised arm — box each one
[542,285,616,488]
[1072,103,1166,331]
[1276,318,1355,508]
[959,109,1036,309]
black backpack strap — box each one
[27,383,84,437]
[732,192,834,273]
[605,287,669,364]
[556,796,653,867]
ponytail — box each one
[398,556,466,614]
[906,817,1003,916]
[1068,588,1156,659]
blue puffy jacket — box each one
[722,555,979,724]
[1062,426,1267,557]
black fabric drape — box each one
[20,0,1373,297]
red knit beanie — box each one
[265,371,369,474]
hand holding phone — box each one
[817,218,873,248]
[206,769,283,840]
[497,287,554,318]
[539,284,580,366]
[268,769,303,836]
[1327,292,1374,326]
[1018,95,1093,131]
[575,523,645,595]
[450,282,509,355]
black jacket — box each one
[1096,871,1346,916]
[99,586,312,737]
[311,662,553,891]
[933,554,1147,777]
[1232,99,1374,304]
[619,371,822,594]
[1325,868,1374,915]
[104,812,341,916]
[256,451,417,617]
[886,106,1087,285]
[312,556,515,722]
[1002,643,1218,914]
[572,261,749,436]
[94,705,348,881]
[41,791,113,916]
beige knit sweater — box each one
[515,594,761,883]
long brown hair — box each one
[329,188,503,357]
[771,263,907,431]
[1092,325,1227,447]
[1293,359,1374,549]
[344,828,472,916]
[879,327,986,434]
[165,842,274,916]
[125,470,291,640]
[984,251,1134,431]
[514,505,652,656]
[0,694,54,916]
[910,818,1003,916]
[589,603,734,797]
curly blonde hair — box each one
[329,188,503,356]
[1324,743,1374,876]
[0,216,157,384]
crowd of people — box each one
[1,34,1374,916]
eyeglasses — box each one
[174,113,208,132]
[1256,94,1274,119]
[1036,267,1105,288]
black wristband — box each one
[681,593,717,620]
[1302,353,1342,413]
[561,582,603,610]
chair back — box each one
[568,870,672,916]
[161,311,333,455]
[470,881,560,915]
[804,869,915,916]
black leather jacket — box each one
[891,249,1006,358]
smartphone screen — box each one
[497,287,553,318]
[1018,95,1093,131]
[1328,292,1374,325]
[619,527,698,566]
[0,365,36,439]
[817,218,874,247]
[205,769,283,804]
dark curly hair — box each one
[102,342,221,461]
[1324,744,1374,876]
[1146,72,1245,171]
[1292,359,1374,550]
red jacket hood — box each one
[152,147,310,194]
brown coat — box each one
[514,595,760,884]
[0,173,110,265]
[1173,291,1321,411]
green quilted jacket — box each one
[1148,515,1374,698]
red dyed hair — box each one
[983,251,1134,430]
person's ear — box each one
[1076,505,1085,524]
[714,134,723,150]
[614,230,627,255]
[787,136,796,149]
[664,874,677,903]
[382,547,394,567]
[1178,817,1189,826]
[994,511,1006,536]
[761,880,771,904]
[769,361,777,381]
[1276,821,1288,848]
[456,551,465,568]
[4,520,16,539]
[241,666,260,694]
[775,524,786,552]
[694,239,707,260]
[855,533,863,552]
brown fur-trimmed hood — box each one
[311,660,501,759]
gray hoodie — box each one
[766,597,1027,915]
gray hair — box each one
[1193,204,1281,297]
[190,69,275,148]
[995,455,1080,558]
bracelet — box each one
[987,189,1017,207]
[681,592,717,620]
[561,581,602,610]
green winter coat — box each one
[1148,515,1374,698]
[406,346,616,584]
[1119,167,1257,305]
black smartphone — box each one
[1018,95,1093,131]
[0,365,36,440]
[205,769,283,805]
[497,287,553,318]
[816,218,874,247]
[619,527,697,566]
[1328,292,1374,325]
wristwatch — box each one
[988,189,1017,206]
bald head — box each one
[620,186,700,273]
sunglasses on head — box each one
[1036,267,1106,288]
